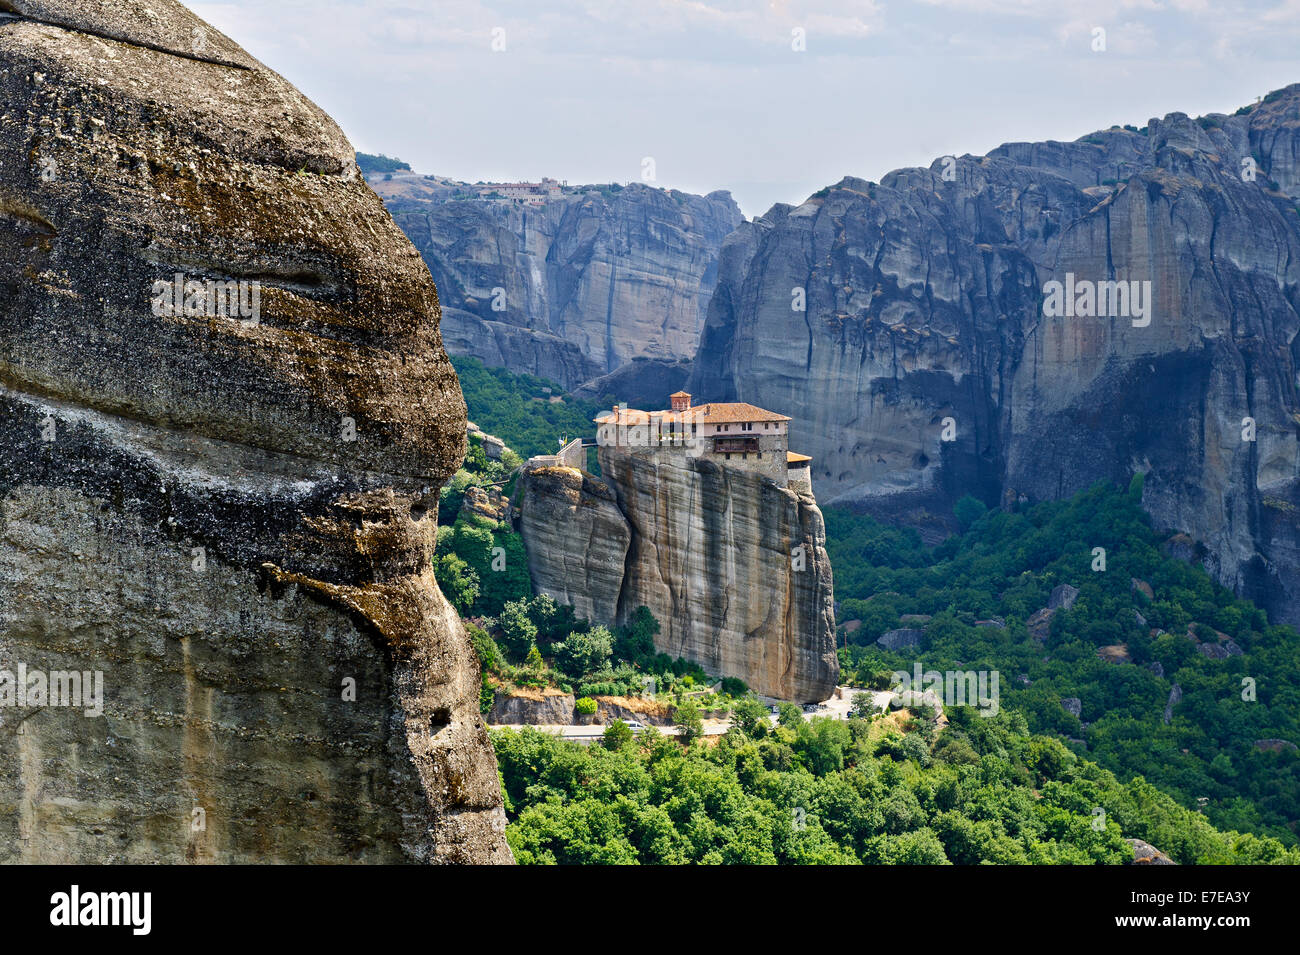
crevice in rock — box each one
[0,4,252,72]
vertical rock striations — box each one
[383,183,744,388]
[515,452,838,702]
[513,466,630,624]
[0,0,510,863]
[692,87,1300,624]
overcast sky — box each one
[191,1,1300,216]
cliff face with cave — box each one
[0,0,510,863]
[515,451,838,702]
[691,88,1300,625]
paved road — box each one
[491,686,900,743]
[490,719,731,744]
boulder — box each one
[1126,839,1175,865]
[1164,683,1183,725]
[1254,739,1299,754]
[878,629,926,651]
[1048,584,1080,612]
[1027,607,1056,642]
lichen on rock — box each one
[0,0,510,863]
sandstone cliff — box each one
[0,0,510,863]
[377,180,743,388]
[513,465,630,624]
[516,453,838,702]
[692,87,1300,625]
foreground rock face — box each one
[0,0,510,862]
[516,452,838,702]
[380,181,743,387]
[692,87,1300,624]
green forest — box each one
[494,706,1298,865]
[453,358,1300,862]
[449,356,611,460]
[826,480,1300,845]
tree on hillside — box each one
[674,699,704,743]
[555,625,613,677]
[614,605,659,662]
[954,494,988,529]
[603,720,634,751]
[497,599,538,662]
[730,697,770,738]
[434,552,480,616]
[777,702,804,729]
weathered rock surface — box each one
[516,450,837,702]
[1126,838,1175,864]
[1255,738,1299,753]
[570,357,694,408]
[691,86,1300,626]
[1164,683,1184,725]
[1048,584,1080,612]
[593,696,673,727]
[0,0,509,863]
[379,181,743,388]
[488,688,575,725]
[513,466,630,624]
[877,628,924,651]
[1027,607,1056,642]
[601,450,838,702]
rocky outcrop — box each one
[0,0,509,863]
[513,466,630,624]
[1126,838,1175,865]
[488,688,575,725]
[378,181,743,388]
[593,696,673,727]
[571,357,694,408]
[877,629,924,651]
[603,450,838,702]
[690,86,1300,626]
[516,450,838,702]
[1048,584,1080,612]
[1255,738,1299,753]
[1164,684,1184,725]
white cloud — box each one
[188,0,1300,216]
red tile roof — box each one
[595,401,790,426]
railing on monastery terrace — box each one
[526,437,586,470]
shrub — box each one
[497,599,538,662]
[720,676,749,697]
[554,625,613,677]
[673,699,704,743]
[603,720,634,751]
